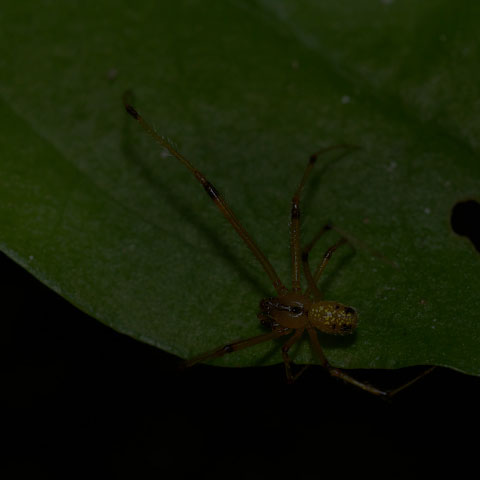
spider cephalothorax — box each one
[258,293,310,330]
[258,293,357,335]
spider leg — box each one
[312,237,348,287]
[303,232,348,299]
[280,328,305,383]
[184,329,292,368]
[386,366,436,397]
[290,146,357,293]
[306,327,388,396]
[302,224,332,299]
[331,225,399,269]
[123,92,288,296]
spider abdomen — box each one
[308,301,358,335]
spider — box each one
[124,93,433,396]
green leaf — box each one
[1,0,479,373]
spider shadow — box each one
[121,115,269,296]
[302,147,358,220]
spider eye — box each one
[259,298,275,312]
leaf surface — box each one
[0,0,479,372]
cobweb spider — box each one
[124,93,433,396]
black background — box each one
[3,246,478,478]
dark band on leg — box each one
[291,202,300,219]
[203,181,220,201]
[125,104,139,119]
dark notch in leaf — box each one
[451,200,480,252]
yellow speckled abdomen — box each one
[309,301,358,335]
